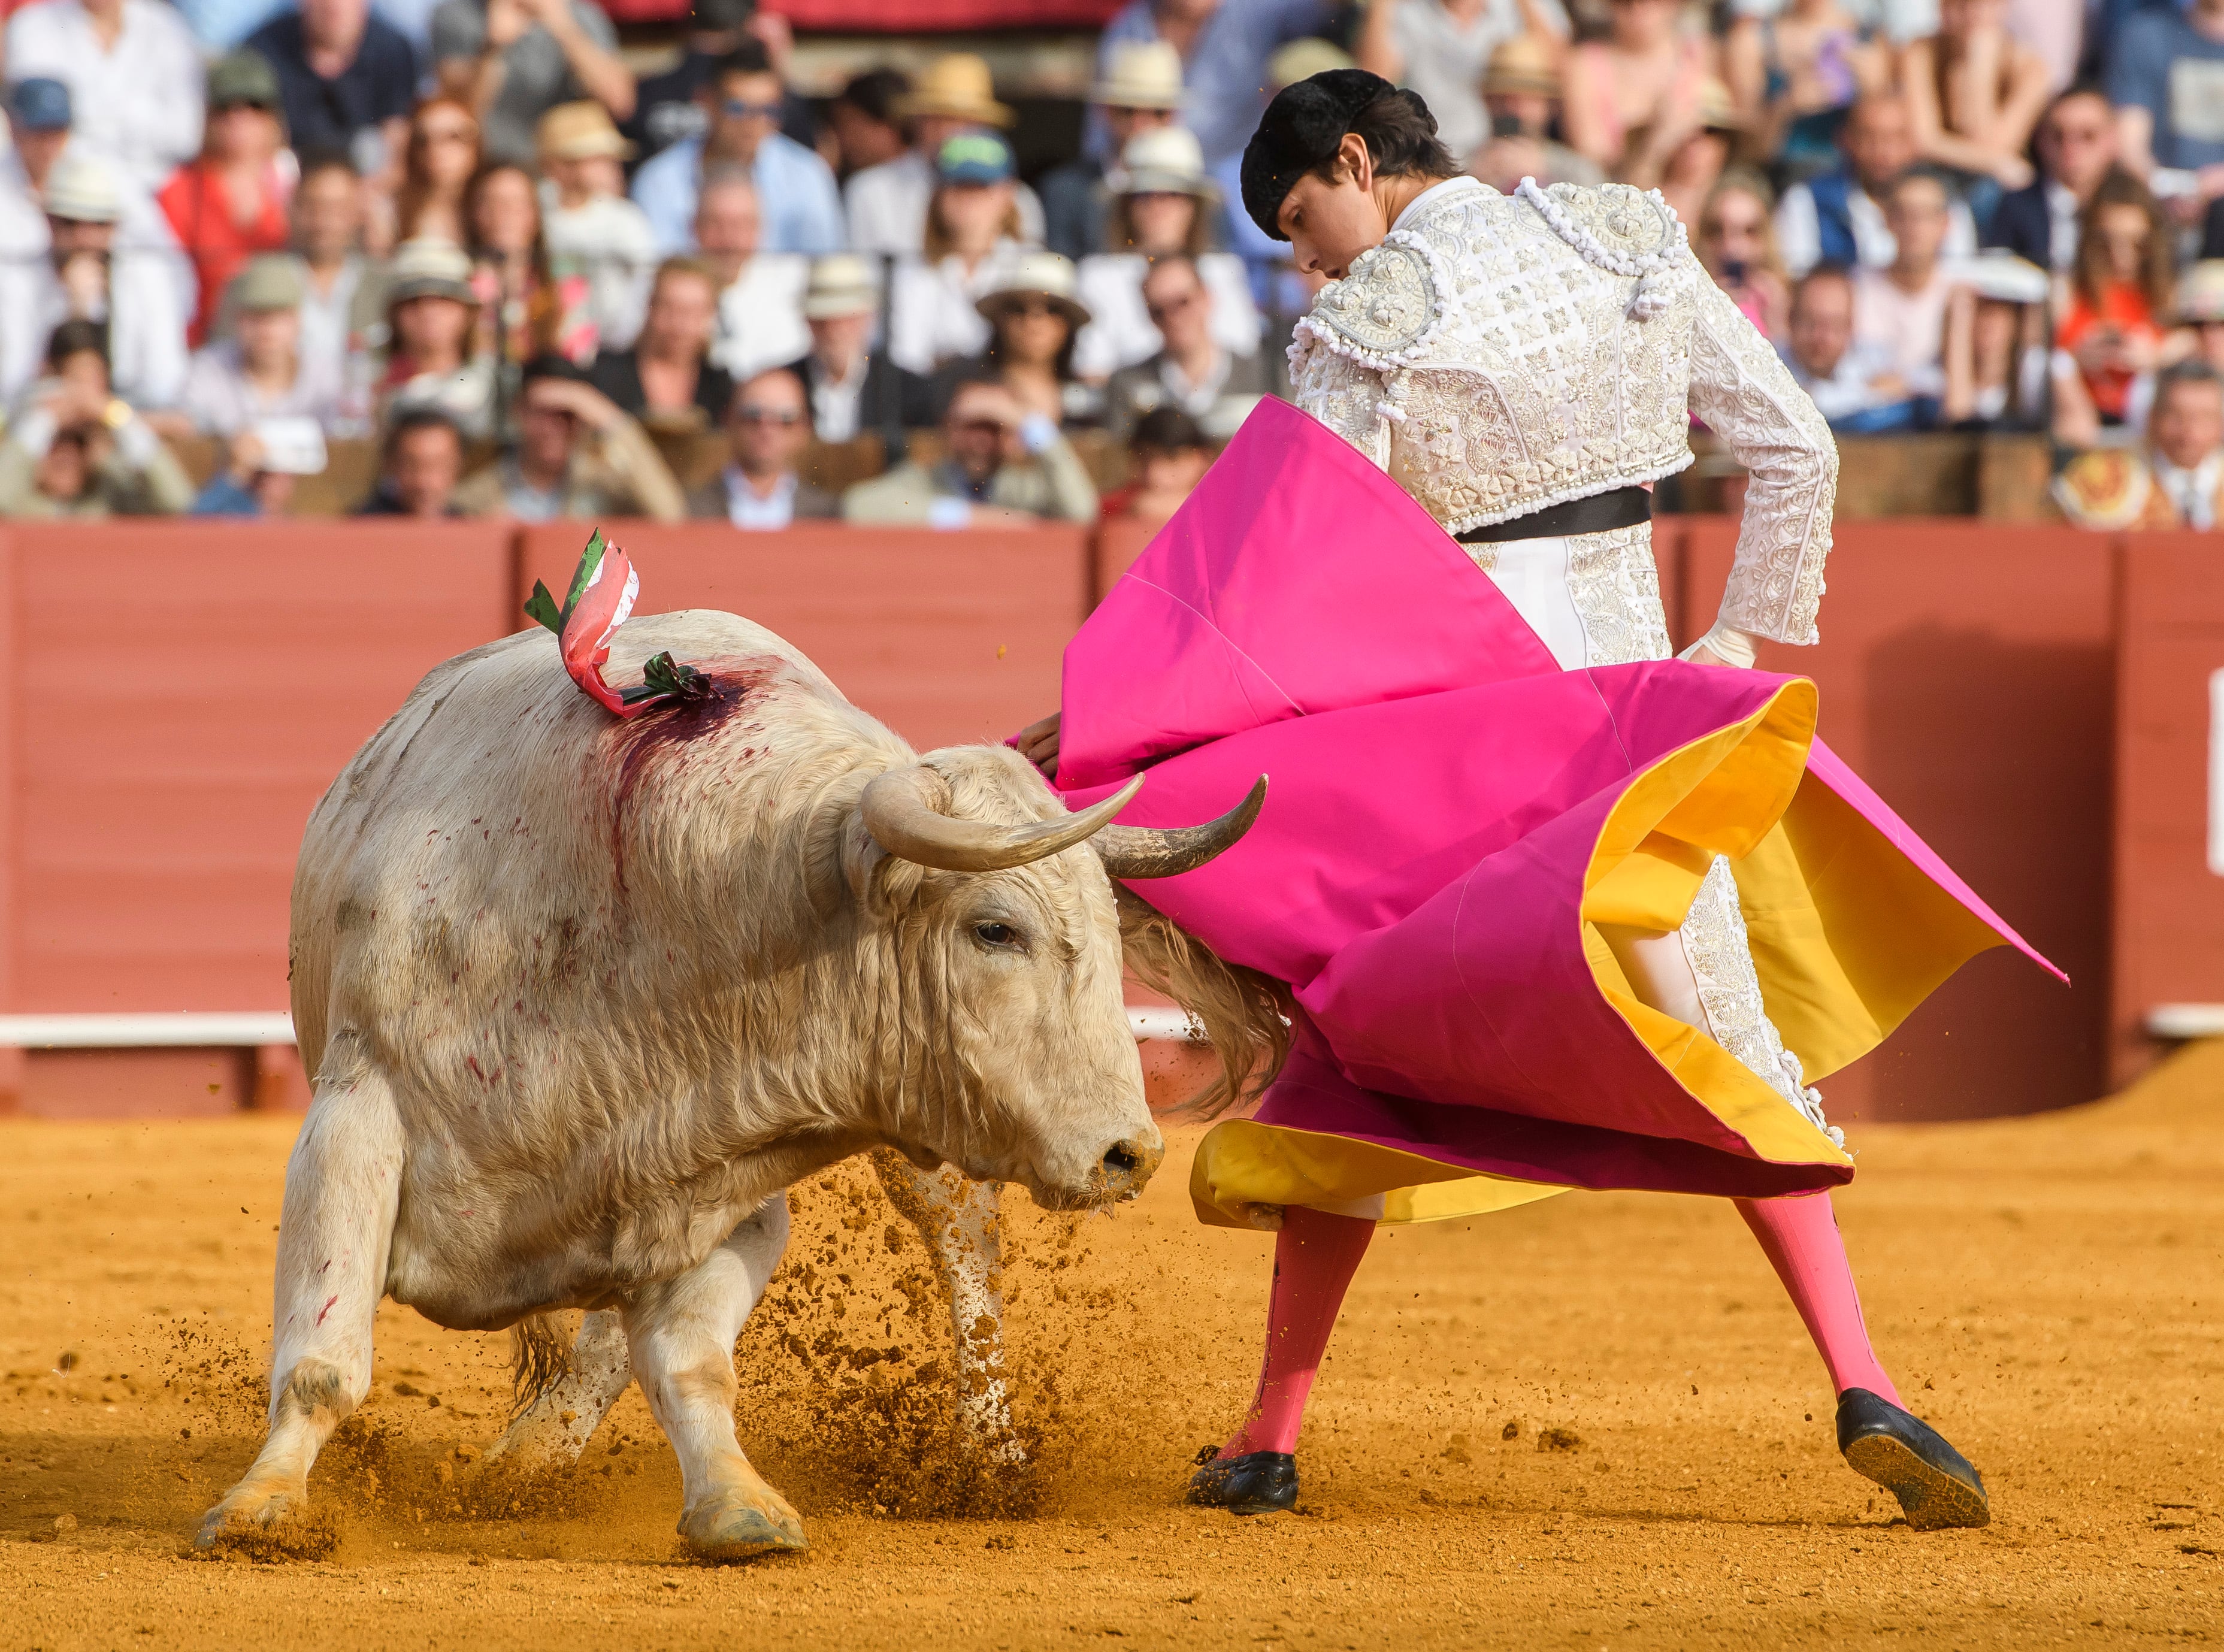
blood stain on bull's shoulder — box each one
[603,654,786,885]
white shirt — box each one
[1780,337,1904,422]
[1851,264,1956,397]
[0,245,190,409]
[0,143,187,262]
[4,0,207,190]
[2043,179,2080,273]
[842,147,1046,259]
[886,240,1032,376]
[1775,180,1977,276]
[808,351,868,443]
[710,253,810,383]
[1072,251,1263,379]
[178,339,344,435]
[544,189,658,353]
[2153,450,2223,531]
[725,465,797,529]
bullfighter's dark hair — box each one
[1240,69,1458,243]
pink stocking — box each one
[1735,1191,1902,1406]
[1221,1205,1376,1457]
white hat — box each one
[1091,41,1184,111]
[975,249,1091,329]
[1111,126,1212,198]
[2177,259,2224,324]
[250,416,328,476]
[1957,249,2050,305]
[42,151,121,224]
[803,252,879,319]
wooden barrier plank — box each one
[515,521,1090,754]
[2,521,516,1016]
[2111,534,2224,1086]
[1677,517,2110,1121]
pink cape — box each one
[1053,399,2060,1215]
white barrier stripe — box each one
[2146,1003,2224,1040]
[0,1009,1201,1048]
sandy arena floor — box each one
[2,1043,2220,1651]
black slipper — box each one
[1836,1387,1990,1530]
[1186,1450,1297,1515]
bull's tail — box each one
[508,1313,575,1420]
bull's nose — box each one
[1100,1132,1165,1199]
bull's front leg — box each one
[870,1149,1021,1463]
[482,1309,633,1471]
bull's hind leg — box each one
[197,1055,404,1547]
[625,1196,806,1559]
[871,1150,1021,1462]
[483,1310,633,1470]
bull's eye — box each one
[973,921,1021,951]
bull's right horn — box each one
[863,766,1146,872]
[1093,775,1267,880]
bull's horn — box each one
[1094,775,1267,880]
[862,767,1147,872]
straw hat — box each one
[1091,40,1184,111]
[975,249,1091,329]
[2177,259,2224,325]
[1111,125,1213,198]
[803,252,879,319]
[900,53,1012,128]
[386,238,477,305]
[41,151,120,223]
[537,100,634,162]
[1266,38,1354,93]
[231,253,306,312]
[1483,33,1560,97]
[1959,249,2051,306]
[1696,78,1745,135]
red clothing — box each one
[2057,280,2163,423]
[159,162,293,346]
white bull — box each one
[199,610,1261,1559]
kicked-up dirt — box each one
[1,1043,2220,1650]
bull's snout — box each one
[1096,1129,1164,1203]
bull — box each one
[198,610,1269,1559]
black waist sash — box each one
[1455,485,1653,545]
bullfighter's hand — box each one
[1015,712,1060,779]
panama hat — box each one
[1696,78,1746,135]
[1091,41,1184,112]
[2176,259,2224,325]
[42,151,120,223]
[975,250,1091,330]
[803,252,879,319]
[900,53,1012,128]
[537,101,634,162]
[1266,38,1355,93]
[1111,125,1214,198]
[1959,249,2051,306]
[1483,33,1560,96]
[386,238,477,305]
[231,253,307,311]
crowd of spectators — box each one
[0,0,2220,530]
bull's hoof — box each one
[193,1483,337,1559]
[1186,1450,1297,1516]
[1836,1388,1990,1531]
[678,1491,809,1560]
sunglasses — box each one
[736,404,802,424]
[722,99,783,120]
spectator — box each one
[1780,262,1920,429]
[690,168,809,383]
[455,352,683,519]
[293,155,386,434]
[1092,0,1336,169]
[1723,0,1890,178]
[589,256,732,426]
[1639,77,1746,228]
[624,0,815,168]
[963,250,1099,428]
[0,326,194,515]
[843,373,1097,526]
[2107,0,2224,217]
[887,134,1036,377]
[1353,1,1571,163]
[1902,0,2052,207]
[2,151,191,410]
[1696,168,1792,341]
[430,0,636,166]
[1073,126,1261,381]
[247,0,419,180]
[1103,253,1266,441]
[1777,90,1977,275]
[1468,32,1605,193]
[0,79,188,295]
[2051,169,2172,446]
[190,416,328,514]
[629,41,843,258]
[824,67,911,181]
[844,53,1046,258]
[1942,247,2050,426]
[1040,42,1184,264]
[1849,166,1965,419]
[1562,0,1715,181]
[4,0,205,190]
[780,252,934,441]
[2054,361,2224,529]
[159,50,296,347]
[180,254,343,434]
[2174,261,2224,377]
[376,235,498,438]
[467,160,596,373]
[1101,402,1212,531]
[394,96,483,245]
[1984,83,2120,274]
[355,406,465,513]
[538,105,656,350]
[686,366,838,526]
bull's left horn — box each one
[1094,775,1267,880]
[863,767,1146,872]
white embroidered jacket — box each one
[1290,176,1837,645]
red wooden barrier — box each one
[516,522,1090,754]
[1674,518,2111,1122]
[2111,534,2224,1087]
